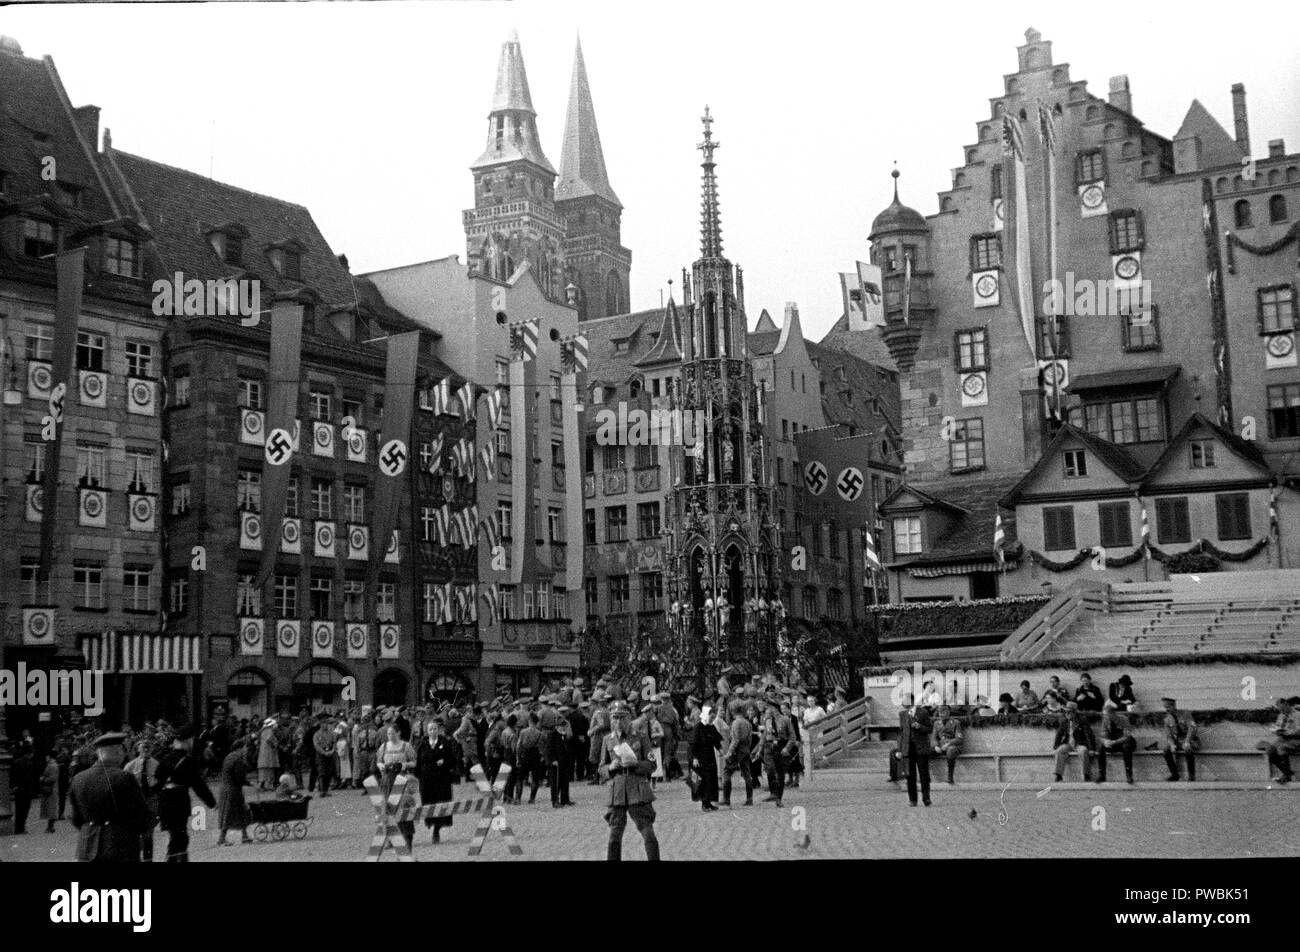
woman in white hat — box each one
[257,718,279,791]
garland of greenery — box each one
[865,652,1300,676]
[1226,221,1300,256]
[1030,535,1269,572]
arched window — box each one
[604,270,625,317]
[629,376,642,399]
[1270,194,1288,224]
[1234,199,1253,228]
[703,292,718,358]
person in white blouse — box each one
[375,724,418,846]
[802,695,827,727]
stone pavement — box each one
[6,772,1299,862]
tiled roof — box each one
[818,312,899,372]
[807,339,902,436]
[748,330,780,356]
[555,38,619,207]
[1145,412,1269,479]
[635,299,681,365]
[894,473,1023,565]
[1173,100,1243,169]
[999,424,1145,506]
[1067,364,1180,393]
[108,148,370,313]
[0,50,117,226]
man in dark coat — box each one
[415,720,457,843]
[897,692,933,807]
[690,706,723,811]
[722,702,754,807]
[68,733,151,862]
[9,741,36,834]
[155,724,216,862]
[599,701,660,861]
[568,703,591,782]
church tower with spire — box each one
[555,36,631,321]
[464,30,566,300]
[665,108,782,686]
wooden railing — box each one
[999,580,1107,662]
[803,696,872,785]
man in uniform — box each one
[155,724,216,861]
[599,700,659,861]
[656,692,681,781]
[587,693,611,784]
[722,700,754,807]
[930,705,964,785]
[1266,696,1300,783]
[758,692,795,807]
[569,701,591,782]
[69,732,152,862]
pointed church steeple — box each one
[557,36,620,207]
[698,105,723,259]
[473,30,555,173]
[637,296,683,366]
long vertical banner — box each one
[1002,112,1036,359]
[255,302,305,589]
[369,331,421,588]
[38,248,86,583]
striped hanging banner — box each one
[457,381,476,421]
[993,514,1006,567]
[428,432,445,475]
[80,631,118,673]
[118,633,203,674]
[511,320,539,362]
[1140,502,1151,560]
[480,512,501,551]
[487,388,504,430]
[479,441,497,481]
[1002,111,1037,359]
[863,527,882,573]
[435,505,451,548]
[441,582,455,623]
[480,583,500,627]
[431,378,452,416]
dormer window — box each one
[23,219,56,259]
[103,236,138,278]
[1189,440,1216,469]
[893,516,923,555]
[208,229,243,266]
[56,184,83,209]
[269,246,302,280]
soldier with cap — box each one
[1161,697,1199,781]
[721,700,755,807]
[599,700,660,861]
[155,724,217,861]
[587,692,611,784]
[758,691,795,807]
[68,732,152,862]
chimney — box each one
[1269,139,1286,159]
[72,105,100,154]
[337,253,350,272]
[1108,75,1132,114]
[1231,83,1250,156]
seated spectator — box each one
[1108,674,1136,712]
[1046,676,1071,705]
[1052,702,1096,782]
[1160,697,1198,782]
[996,693,1017,716]
[1264,696,1300,784]
[1041,690,1066,715]
[931,706,964,784]
[1014,681,1041,713]
[1074,673,1105,712]
[1096,700,1135,784]
[973,695,996,717]
[919,680,942,708]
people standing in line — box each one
[931,705,965,785]
[1096,700,1136,784]
[1161,697,1198,781]
[257,718,279,791]
[691,705,723,812]
[124,739,161,861]
[155,724,217,862]
[68,733,151,863]
[722,701,755,808]
[313,714,337,796]
[599,700,660,862]
[898,692,933,807]
[216,740,255,846]
[415,719,457,844]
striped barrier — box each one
[363,763,522,861]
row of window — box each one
[954,311,1165,374]
[24,441,155,492]
[584,440,661,472]
[1232,195,1290,228]
[583,573,663,614]
[19,219,139,277]
[489,583,568,622]
[236,472,368,521]
[583,502,662,544]
[24,327,155,376]
[1041,492,1253,551]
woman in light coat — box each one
[38,753,60,833]
[257,718,279,790]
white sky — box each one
[8,0,1299,342]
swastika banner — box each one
[255,302,304,589]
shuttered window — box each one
[1155,497,1191,545]
[1098,502,1132,548]
[1215,493,1251,541]
[1043,506,1076,551]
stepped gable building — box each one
[104,145,466,719]
[464,32,630,323]
[0,38,163,732]
[866,29,1300,600]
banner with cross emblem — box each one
[362,763,521,861]
[836,466,864,502]
[804,460,828,496]
[255,302,305,589]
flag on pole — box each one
[1270,486,1280,540]
[435,505,451,548]
[993,513,1006,567]
[487,388,504,430]
[480,511,501,552]
[479,441,497,480]
[254,301,305,589]
[1140,502,1151,560]
[856,260,885,327]
[427,432,444,474]
[480,583,500,627]
[441,582,455,623]
[863,527,882,573]
[1002,111,1037,358]
[511,320,539,362]
[431,378,452,416]
[841,272,867,331]
[1039,100,1063,423]
[563,333,589,373]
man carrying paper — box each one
[598,700,660,861]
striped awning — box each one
[80,631,118,672]
[119,634,203,674]
[908,561,1010,579]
